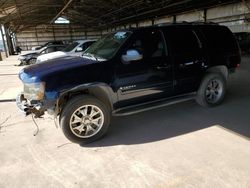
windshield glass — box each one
[63,42,79,52]
[83,31,132,60]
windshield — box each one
[63,42,79,52]
[83,31,132,60]
[37,46,47,53]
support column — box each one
[35,27,39,46]
[52,25,56,41]
[204,9,207,23]
[173,15,177,23]
[69,24,73,41]
[4,26,14,55]
[0,25,8,58]
[85,31,87,39]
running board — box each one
[112,93,196,116]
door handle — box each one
[156,65,170,70]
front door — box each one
[113,29,174,108]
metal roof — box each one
[0,0,241,32]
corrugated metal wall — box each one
[16,25,102,50]
[16,1,250,50]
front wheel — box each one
[28,58,36,65]
[196,73,226,107]
[60,95,110,144]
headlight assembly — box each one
[23,82,45,100]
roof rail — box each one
[182,21,218,25]
[156,21,218,27]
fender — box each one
[57,82,117,114]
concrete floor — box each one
[0,55,249,188]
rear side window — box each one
[56,46,65,51]
[200,26,237,50]
[165,28,201,53]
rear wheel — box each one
[60,95,110,144]
[196,73,226,107]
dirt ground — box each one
[0,55,249,188]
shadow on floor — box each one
[84,57,250,147]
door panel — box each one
[113,29,173,108]
[164,28,206,94]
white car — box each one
[36,40,96,63]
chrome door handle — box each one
[156,65,170,70]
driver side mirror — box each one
[75,47,83,52]
[122,49,143,63]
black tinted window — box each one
[125,29,166,59]
[56,46,65,51]
[165,28,200,52]
[81,41,95,51]
[46,47,56,53]
[200,26,237,50]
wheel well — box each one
[58,87,112,115]
[206,65,228,80]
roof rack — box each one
[156,21,218,27]
[181,21,218,25]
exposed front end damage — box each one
[16,93,45,118]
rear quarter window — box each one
[200,26,237,50]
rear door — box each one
[164,27,206,94]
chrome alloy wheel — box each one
[69,105,104,138]
[205,79,223,103]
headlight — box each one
[23,82,45,100]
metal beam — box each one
[50,0,74,24]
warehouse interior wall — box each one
[15,1,250,51]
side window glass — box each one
[148,31,166,58]
[122,30,165,64]
[57,46,64,51]
[166,29,201,53]
[81,43,88,51]
[130,39,143,55]
[46,47,54,53]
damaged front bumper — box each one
[16,93,45,118]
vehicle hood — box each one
[19,56,98,83]
[37,51,67,63]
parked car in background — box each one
[36,40,96,63]
[18,44,66,65]
[31,41,64,51]
[17,23,241,144]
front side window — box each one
[122,29,166,63]
[83,31,132,60]
[63,42,79,52]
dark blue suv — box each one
[17,23,241,144]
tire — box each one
[60,95,110,144]
[196,73,226,107]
